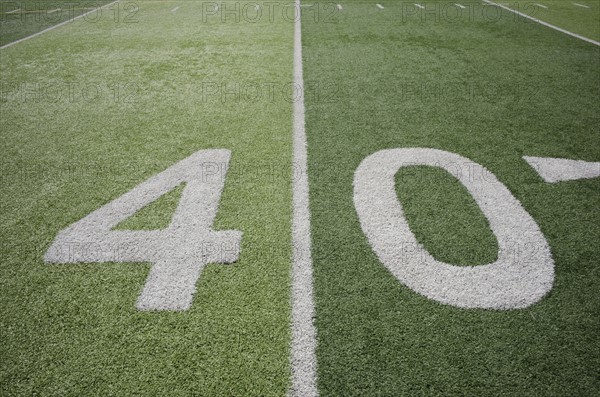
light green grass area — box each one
[0,0,116,46]
[0,1,293,395]
[114,182,185,230]
[502,0,600,42]
[304,1,599,395]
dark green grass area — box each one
[0,0,116,46]
[304,1,599,396]
[395,167,498,266]
[1,1,293,396]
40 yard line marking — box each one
[0,0,120,50]
[290,0,318,396]
[482,0,600,46]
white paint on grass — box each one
[171,6,179,13]
[48,8,61,13]
[45,149,242,311]
[6,8,21,14]
[353,148,554,310]
[524,156,600,183]
[455,4,466,9]
[415,3,425,9]
[337,4,342,10]
[0,0,120,50]
[481,0,600,46]
[376,4,384,9]
[290,0,318,395]
[573,3,590,8]
[533,3,548,8]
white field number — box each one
[353,148,554,310]
[45,149,241,311]
[45,147,591,311]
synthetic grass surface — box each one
[1,1,293,395]
[303,1,599,395]
[0,0,116,46]
[501,0,600,41]
[1,0,599,396]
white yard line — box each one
[481,0,600,46]
[455,4,466,9]
[290,0,318,396]
[573,3,590,8]
[6,8,21,14]
[415,3,425,9]
[376,4,384,9]
[48,8,61,14]
[171,6,179,12]
[1,1,120,50]
[533,3,547,8]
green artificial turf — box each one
[304,1,599,395]
[0,1,293,395]
[1,0,599,396]
[0,0,116,46]
[502,0,600,41]
[395,166,499,266]
[114,182,185,230]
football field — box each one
[1,1,599,396]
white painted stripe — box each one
[573,3,590,8]
[533,3,547,8]
[455,3,466,9]
[171,6,179,12]
[1,1,120,50]
[415,3,425,9]
[337,4,342,10]
[376,4,384,9]
[6,8,20,14]
[290,0,318,395]
[482,0,600,46]
[524,156,600,183]
[48,8,61,14]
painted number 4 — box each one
[45,150,241,311]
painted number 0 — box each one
[354,148,554,310]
